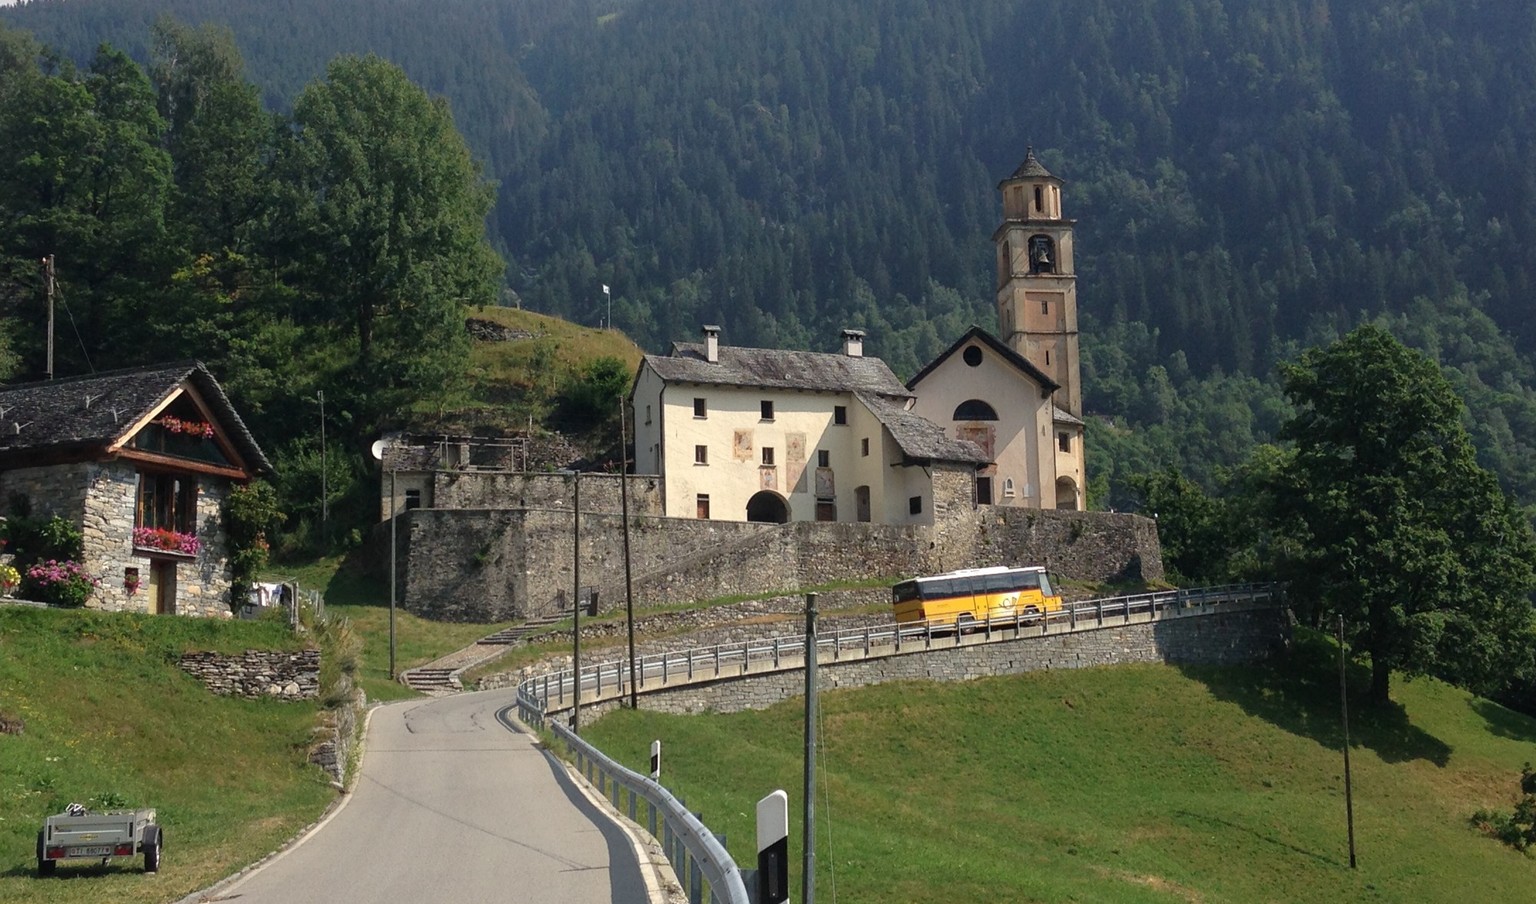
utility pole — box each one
[571,470,582,734]
[1338,615,1358,869]
[42,255,54,380]
[803,591,818,904]
[318,391,328,533]
[620,398,638,709]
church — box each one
[630,148,1087,521]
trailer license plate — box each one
[70,846,113,857]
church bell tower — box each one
[993,148,1081,419]
[994,147,1085,509]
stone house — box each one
[629,326,988,525]
[0,362,272,616]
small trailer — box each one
[37,805,162,876]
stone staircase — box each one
[476,613,565,646]
[401,667,459,694]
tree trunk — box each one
[1369,656,1391,705]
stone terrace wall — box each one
[177,649,320,699]
[562,605,1288,718]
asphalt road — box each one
[208,690,654,904]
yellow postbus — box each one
[891,565,1063,628]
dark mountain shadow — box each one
[1173,629,1451,767]
[1469,698,1536,745]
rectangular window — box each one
[761,400,775,420]
[833,405,848,425]
[404,489,422,510]
[762,447,775,466]
[817,450,830,467]
[1045,350,1051,366]
[645,405,652,425]
[1041,300,1049,315]
[694,397,707,418]
[696,494,710,519]
[695,444,709,465]
[861,438,870,457]
[909,496,923,515]
[136,472,197,534]
[1058,432,1072,453]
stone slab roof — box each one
[858,393,988,465]
[0,361,272,474]
[647,342,913,400]
[1052,405,1085,427]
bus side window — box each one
[983,573,1012,593]
[1038,574,1055,597]
[1019,572,1040,591]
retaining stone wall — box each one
[177,649,320,699]
[398,504,1162,624]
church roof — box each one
[1004,147,1058,182]
[905,326,1060,394]
[857,393,989,465]
[0,361,272,474]
[646,342,913,399]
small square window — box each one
[1058,432,1072,453]
[404,489,422,510]
[695,444,708,465]
[696,494,710,519]
[909,496,923,515]
[861,438,870,457]
[761,400,775,420]
[817,450,830,467]
[762,447,775,466]
[833,405,847,425]
[694,398,707,418]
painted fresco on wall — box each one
[733,430,753,461]
[786,433,806,461]
[760,466,777,491]
[815,467,835,498]
[957,424,995,459]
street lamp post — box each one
[389,467,397,681]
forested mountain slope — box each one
[5,0,1535,507]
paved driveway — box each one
[207,689,654,904]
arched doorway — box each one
[746,491,791,523]
[1055,477,1079,511]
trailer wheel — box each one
[37,830,55,877]
[143,825,162,873]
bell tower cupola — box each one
[993,147,1081,419]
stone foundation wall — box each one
[432,471,664,517]
[177,649,320,699]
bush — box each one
[1471,763,1536,852]
[22,560,101,608]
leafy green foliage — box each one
[553,355,629,436]
[1271,325,1536,703]
[1471,763,1536,853]
[223,480,283,607]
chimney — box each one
[702,324,721,363]
[841,328,866,358]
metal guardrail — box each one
[520,583,1283,709]
[519,702,751,904]
[513,582,1281,904]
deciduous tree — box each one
[1274,324,1536,704]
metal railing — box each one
[519,583,1282,710]
[518,705,751,904]
[513,582,1280,904]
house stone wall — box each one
[177,649,320,699]
[0,460,235,617]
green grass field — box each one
[582,631,1536,903]
[0,607,335,904]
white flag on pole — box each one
[602,284,611,295]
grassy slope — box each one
[0,608,334,903]
[451,306,645,430]
[583,631,1536,903]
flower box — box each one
[132,527,200,557]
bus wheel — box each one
[956,614,977,635]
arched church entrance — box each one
[1055,477,1079,511]
[746,491,791,523]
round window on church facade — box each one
[962,346,983,367]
